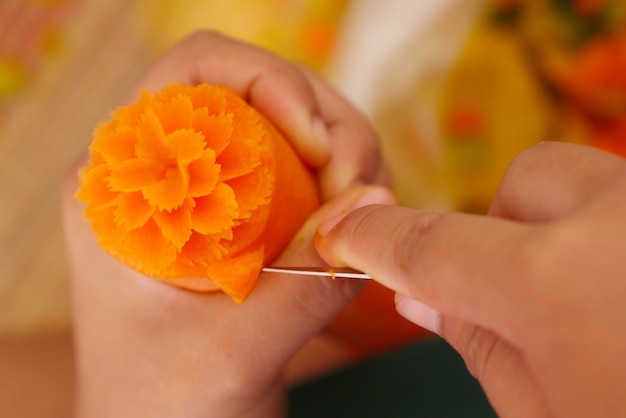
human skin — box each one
[0,333,75,418]
[62,31,390,418]
[14,31,626,418]
[316,141,626,418]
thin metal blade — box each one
[261,266,371,280]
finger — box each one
[124,31,331,168]
[296,65,388,199]
[437,316,554,418]
[315,204,536,343]
[64,157,394,343]
[63,160,397,391]
[394,294,440,334]
[126,187,397,374]
[490,142,626,222]
[394,294,554,417]
[251,186,398,352]
[239,187,397,382]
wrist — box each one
[69,253,285,418]
[73,286,287,418]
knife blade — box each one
[261,266,371,280]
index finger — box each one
[296,65,388,200]
[490,142,626,222]
[315,205,539,343]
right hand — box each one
[316,142,626,418]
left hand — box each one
[64,31,390,418]
[121,31,388,201]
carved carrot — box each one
[76,83,319,303]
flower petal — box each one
[186,83,226,114]
[113,191,155,230]
[224,204,269,256]
[178,231,226,267]
[165,262,206,279]
[191,183,238,235]
[226,165,272,219]
[217,120,263,181]
[113,90,157,129]
[76,164,117,208]
[153,198,194,251]
[206,246,265,304]
[86,205,177,275]
[108,159,163,192]
[192,109,232,156]
[165,129,206,165]
[90,126,136,167]
[141,164,189,211]
[85,206,176,277]
[84,205,124,250]
[135,107,167,161]
[123,219,178,275]
[187,150,220,197]
[159,93,193,134]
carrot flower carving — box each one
[76,83,319,303]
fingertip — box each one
[317,186,396,237]
[395,294,440,335]
[313,211,347,266]
[279,113,331,169]
[275,106,331,169]
[244,63,332,169]
[316,213,347,240]
[314,186,397,265]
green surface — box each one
[287,337,497,418]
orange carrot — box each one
[76,83,319,303]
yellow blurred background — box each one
[0,0,147,335]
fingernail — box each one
[312,117,331,150]
[351,186,396,209]
[317,187,395,237]
[317,212,347,238]
[395,294,440,335]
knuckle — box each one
[263,61,302,84]
[345,205,387,244]
[248,61,315,108]
[522,223,584,284]
[439,318,501,380]
[170,30,228,72]
[500,143,549,190]
[466,331,501,380]
[509,222,591,321]
[340,205,401,263]
[501,142,568,187]
[179,29,224,47]
[395,211,446,277]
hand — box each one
[315,142,626,418]
[63,31,389,418]
[121,31,387,201]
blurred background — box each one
[2,0,626,340]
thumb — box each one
[316,204,555,417]
[259,185,398,329]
